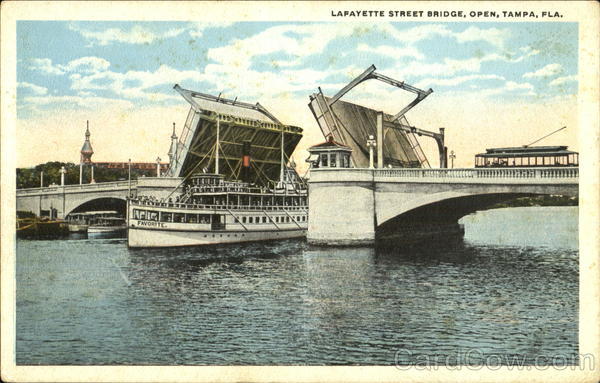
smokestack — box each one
[240,141,252,183]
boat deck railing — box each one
[186,185,307,195]
[130,199,307,212]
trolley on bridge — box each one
[474,126,578,168]
[475,146,579,168]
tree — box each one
[17,161,160,188]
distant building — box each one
[79,122,169,174]
[93,162,169,171]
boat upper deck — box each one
[129,199,307,213]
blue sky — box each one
[15,21,579,168]
[17,21,578,119]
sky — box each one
[16,21,578,171]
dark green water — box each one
[16,206,578,365]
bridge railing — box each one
[309,167,578,183]
[16,180,137,195]
[375,167,579,179]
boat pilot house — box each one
[474,146,579,168]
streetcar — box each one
[474,126,578,168]
[474,145,578,168]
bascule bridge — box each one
[305,65,578,245]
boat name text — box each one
[136,220,167,228]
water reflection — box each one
[16,206,578,365]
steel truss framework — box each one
[308,65,448,169]
[170,85,303,187]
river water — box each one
[16,206,578,365]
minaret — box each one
[80,121,94,184]
[80,121,94,164]
[168,122,178,176]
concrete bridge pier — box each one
[308,171,376,245]
[307,167,578,246]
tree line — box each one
[16,161,158,189]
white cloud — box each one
[206,23,511,72]
[357,44,424,60]
[22,95,134,110]
[514,46,541,62]
[206,23,359,69]
[505,80,534,91]
[390,56,485,78]
[382,23,453,44]
[549,75,577,86]
[188,21,234,38]
[21,22,560,126]
[415,74,505,88]
[30,56,111,76]
[380,23,510,48]
[69,24,185,46]
[523,63,563,78]
[69,64,207,101]
[200,63,340,100]
[454,26,510,48]
[387,46,541,80]
[18,82,48,95]
[61,57,111,73]
[26,56,184,103]
[29,58,65,75]
[474,80,535,97]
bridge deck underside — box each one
[67,197,127,217]
[377,192,532,234]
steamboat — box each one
[127,174,307,247]
[127,85,307,248]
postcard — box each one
[1,1,598,382]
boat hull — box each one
[128,226,306,248]
[68,224,88,233]
[88,226,127,238]
[17,219,67,238]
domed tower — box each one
[80,120,94,164]
[79,121,95,184]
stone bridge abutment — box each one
[307,167,578,246]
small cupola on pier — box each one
[306,135,353,169]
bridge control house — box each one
[306,136,353,169]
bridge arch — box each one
[378,190,535,226]
[378,192,540,232]
[66,196,127,218]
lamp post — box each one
[60,166,66,186]
[60,166,66,219]
[39,170,44,217]
[366,135,376,169]
[128,159,132,198]
[156,157,161,178]
[449,150,456,169]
